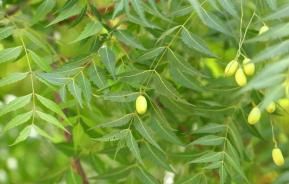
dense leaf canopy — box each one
[0,0,289,183]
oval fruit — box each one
[235,68,247,87]
[242,58,255,76]
[136,95,147,115]
[248,106,261,125]
[278,98,289,110]
[266,102,276,113]
[224,60,238,77]
[259,25,269,35]
[272,148,285,166]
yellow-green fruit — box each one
[136,95,147,115]
[272,148,285,166]
[224,60,239,77]
[259,25,269,35]
[266,102,276,113]
[248,107,261,125]
[242,58,255,76]
[278,98,289,110]
[235,68,247,87]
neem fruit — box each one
[136,95,147,115]
[248,106,261,125]
[259,25,269,35]
[278,98,289,110]
[272,148,285,166]
[224,60,238,77]
[266,102,276,113]
[242,58,255,76]
[235,68,247,87]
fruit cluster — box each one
[224,57,255,87]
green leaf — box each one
[156,25,181,43]
[219,163,227,184]
[48,4,82,26]
[0,26,14,40]
[99,46,116,79]
[102,92,139,102]
[265,3,289,20]
[23,30,50,53]
[218,0,238,17]
[95,113,134,128]
[151,117,183,145]
[168,49,205,77]
[134,167,159,184]
[130,0,146,22]
[190,135,225,146]
[34,125,56,142]
[37,72,69,86]
[0,94,32,117]
[118,70,152,88]
[78,73,92,105]
[181,27,216,57]
[33,0,56,23]
[36,111,68,132]
[189,152,223,163]
[169,65,203,92]
[0,46,22,64]
[114,30,146,50]
[90,165,134,180]
[0,72,28,87]
[36,94,67,121]
[71,22,102,43]
[11,125,32,145]
[134,116,163,152]
[152,72,180,99]
[94,129,129,142]
[88,63,107,89]
[112,0,124,18]
[3,111,33,133]
[29,50,51,72]
[67,81,83,107]
[224,153,248,182]
[143,143,173,171]
[253,40,289,63]
[246,23,289,42]
[194,123,226,134]
[137,47,165,63]
[65,168,82,184]
[175,174,203,184]
[126,130,143,163]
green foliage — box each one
[1,0,289,183]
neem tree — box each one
[0,0,289,183]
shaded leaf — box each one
[48,4,82,26]
[126,130,143,163]
[94,129,129,142]
[29,50,51,72]
[181,27,216,57]
[11,125,32,145]
[190,135,225,146]
[95,113,134,128]
[36,111,68,132]
[99,46,116,79]
[0,72,28,87]
[3,111,33,133]
[71,22,102,43]
[0,94,32,117]
[0,46,22,64]
[0,26,14,40]
[33,0,56,23]
[36,94,67,121]
[114,30,146,50]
